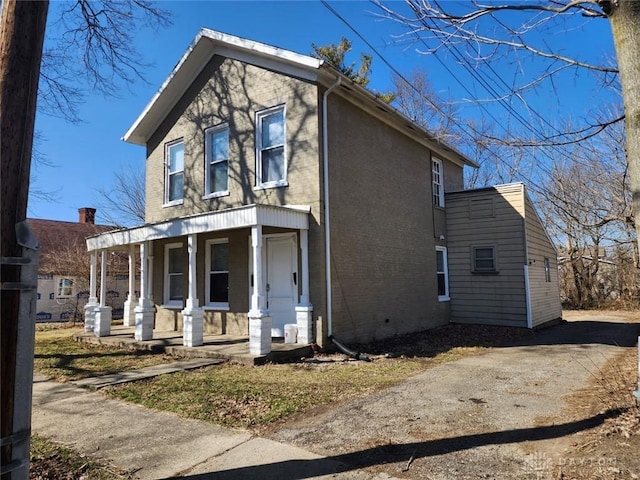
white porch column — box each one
[94,249,112,337]
[295,229,313,344]
[135,241,155,341]
[84,251,98,332]
[123,244,138,326]
[249,225,272,355]
[182,234,204,347]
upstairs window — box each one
[165,140,184,205]
[256,106,287,188]
[432,158,444,207]
[436,247,449,301]
[56,277,74,298]
[205,125,229,197]
[206,239,229,308]
[473,246,497,272]
[164,243,183,306]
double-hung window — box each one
[164,243,183,306]
[473,246,497,272]
[432,158,444,207]
[165,140,184,205]
[436,246,449,301]
[205,239,229,309]
[256,105,287,188]
[204,124,229,197]
[56,277,74,298]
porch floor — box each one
[74,325,314,366]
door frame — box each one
[248,232,299,328]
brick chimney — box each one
[78,207,96,224]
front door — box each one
[265,234,297,337]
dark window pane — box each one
[210,273,228,303]
[210,161,228,193]
[169,274,182,301]
[436,250,444,272]
[437,273,446,296]
[262,147,284,183]
[169,248,182,274]
[211,243,229,271]
[169,172,183,201]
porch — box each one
[83,204,316,356]
[73,324,314,366]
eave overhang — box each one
[86,204,310,251]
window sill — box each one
[438,296,450,302]
[204,304,230,311]
[472,270,499,275]
[203,191,230,200]
[254,180,288,191]
[163,200,184,208]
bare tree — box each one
[539,116,638,307]
[97,163,146,227]
[374,0,640,260]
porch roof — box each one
[86,204,310,251]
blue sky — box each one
[30,0,615,223]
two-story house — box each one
[85,29,561,356]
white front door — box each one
[265,234,297,337]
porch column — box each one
[182,234,204,347]
[135,241,155,341]
[295,229,313,344]
[123,244,138,326]
[249,225,272,355]
[94,249,112,337]
[84,251,98,332]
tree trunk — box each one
[610,1,640,264]
[0,1,48,477]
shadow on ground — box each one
[166,408,626,480]
[345,320,639,360]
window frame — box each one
[544,257,551,283]
[432,157,444,208]
[164,139,185,206]
[205,238,230,310]
[472,246,498,273]
[163,242,184,308]
[255,105,287,189]
[435,246,450,301]
[203,124,230,199]
[56,276,74,299]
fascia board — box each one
[123,29,322,146]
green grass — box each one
[106,358,436,429]
[34,324,174,382]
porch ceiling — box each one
[86,204,311,251]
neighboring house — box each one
[28,208,130,322]
[85,29,561,355]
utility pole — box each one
[1,1,48,478]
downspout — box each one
[522,185,533,329]
[322,76,341,338]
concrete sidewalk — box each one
[31,369,398,480]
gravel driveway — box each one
[268,312,639,479]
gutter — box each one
[322,76,341,337]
